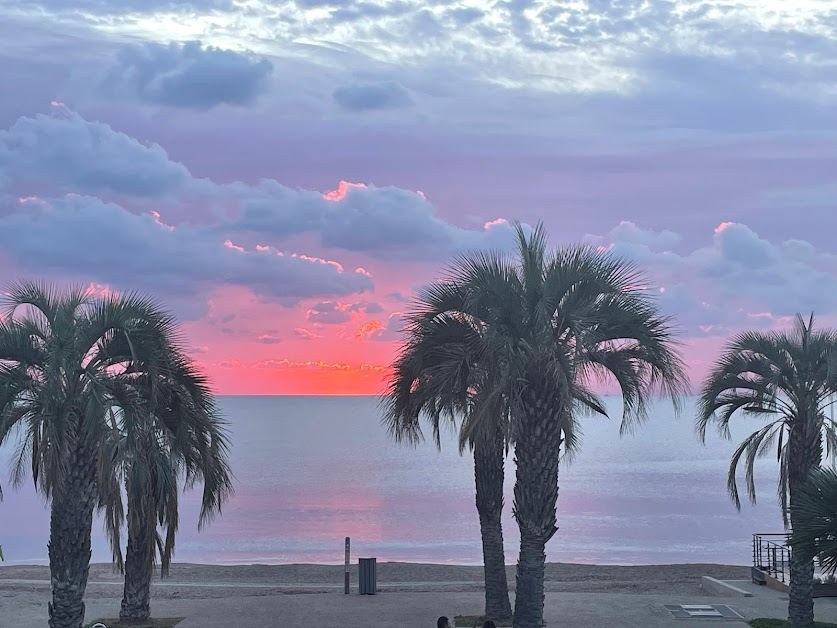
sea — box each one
[0,395,783,566]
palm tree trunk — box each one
[788,476,816,628]
[786,417,822,628]
[512,387,563,628]
[120,489,155,621]
[47,443,98,628]
[787,522,815,628]
[474,422,513,624]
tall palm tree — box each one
[790,466,837,576]
[0,281,194,628]
[98,357,233,621]
[698,314,837,628]
[392,224,686,628]
[384,289,514,623]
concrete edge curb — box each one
[701,576,753,597]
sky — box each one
[0,0,835,395]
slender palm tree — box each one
[0,281,193,628]
[98,357,233,621]
[384,291,514,623]
[790,466,837,576]
[698,314,837,628]
[392,224,686,628]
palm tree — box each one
[0,281,195,628]
[790,466,837,576]
[384,288,514,623]
[98,357,233,621]
[698,314,837,628]
[390,224,686,628]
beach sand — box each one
[0,561,752,598]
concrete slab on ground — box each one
[4,576,837,628]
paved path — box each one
[4,578,837,627]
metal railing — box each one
[753,533,791,584]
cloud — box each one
[354,313,404,341]
[103,41,274,110]
[584,221,682,266]
[0,112,191,198]
[446,7,485,26]
[613,51,837,133]
[22,0,235,13]
[385,292,409,303]
[305,300,380,324]
[332,81,412,111]
[229,181,526,260]
[700,222,837,314]
[354,320,384,340]
[257,334,282,344]
[590,220,837,331]
[0,195,373,314]
[329,1,413,22]
[0,112,527,262]
[252,358,388,372]
[294,327,322,340]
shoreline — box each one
[0,559,752,568]
[0,561,752,597]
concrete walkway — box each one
[4,578,837,627]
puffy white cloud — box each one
[0,112,191,198]
[102,41,274,110]
[229,181,524,260]
[591,220,837,332]
[0,195,373,311]
[701,222,837,314]
[0,112,526,261]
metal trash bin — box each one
[358,557,377,595]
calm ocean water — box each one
[0,395,783,566]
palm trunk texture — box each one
[512,384,564,628]
[47,441,98,628]
[474,423,513,623]
[121,489,155,621]
[787,419,822,628]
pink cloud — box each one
[354,320,384,340]
[83,282,115,298]
[223,239,245,252]
[323,180,367,201]
[294,327,322,340]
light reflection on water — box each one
[0,396,782,566]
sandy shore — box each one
[0,561,750,600]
